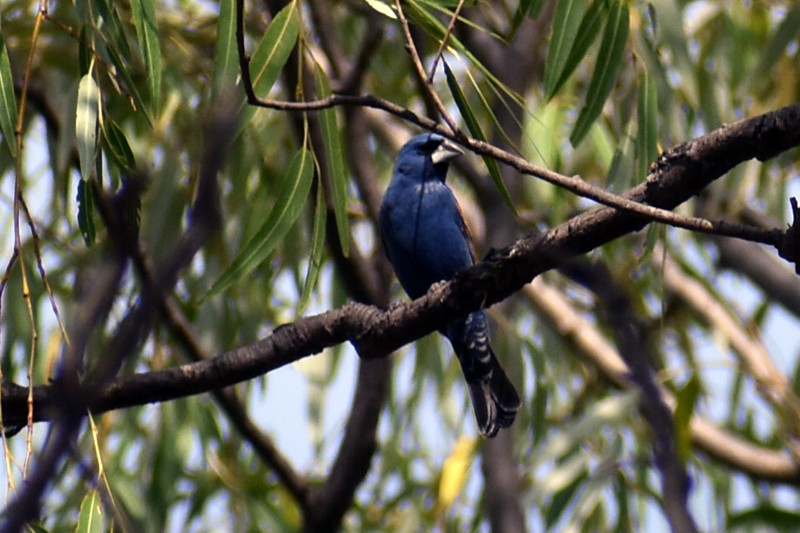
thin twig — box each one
[19,196,69,345]
[428,0,466,82]
[236,86,790,248]
[12,0,49,485]
[233,0,795,249]
[523,278,800,483]
[393,0,460,134]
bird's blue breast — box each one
[380,177,474,300]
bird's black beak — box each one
[431,139,463,165]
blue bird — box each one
[379,133,521,437]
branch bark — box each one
[1,105,798,485]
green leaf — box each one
[99,37,151,124]
[728,506,800,530]
[77,490,104,533]
[544,0,588,98]
[550,0,608,98]
[509,0,546,38]
[405,0,524,109]
[746,7,800,94]
[298,180,327,314]
[78,25,91,76]
[649,0,696,105]
[0,35,17,157]
[249,1,299,98]
[102,118,136,172]
[207,148,315,298]
[92,0,133,59]
[570,1,629,146]
[77,170,96,246]
[636,71,658,180]
[444,61,517,216]
[313,62,349,256]
[524,0,545,19]
[213,0,238,92]
[76,73,99,181]
[130,0,162,115]
[673,373,700,465]
[545,467,588,528]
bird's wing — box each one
[453,196,478,265]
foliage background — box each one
[0,0,799,531]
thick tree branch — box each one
[572,263,697,532]
[523,279,800,484]
[236,2,798,252]
[1,91,234,532]
[1,105,797,462]
[262,1,395,527]
[714,236,800,319]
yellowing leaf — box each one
[436,436,476,516]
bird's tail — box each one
[446,312,521,438]
[465,354,520,437]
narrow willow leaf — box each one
[551,0,608,98]
[92,0,133,59]
[544,0,589,99]
[638,222,663,267]
[77,179,96,246]
[130,0,162,115]
[313,62,349,256]
[78,25,91,76]
[436,437,475,517]
[728,507,800,530]
[746,7,800,93]
[525,0,546,19]
[444,62,517,216]
[673,374,700,464]
[249,1,299,98]
[0,35,17,156]
[650,0,696,105]
[213,0,238,92]
[462,66,523,157]
[362,0,396,19]
[298,181,326,315]
[405,0,524,109]
[698,66,722,129]
[570,1,629,146]
[207,148,314,298]
[545,469,587,528]
[636,71,657,180]
[76,73,99,181]
[77,490,103,533]
[101,38,151,124]
[103,118,136,171]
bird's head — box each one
[393,133,463,183]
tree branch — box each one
[1,104,797,474]
[236,4,799,252]
[523,278,800,484]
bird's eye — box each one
[419,138,441,154]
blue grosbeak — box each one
[379,133,521,437]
